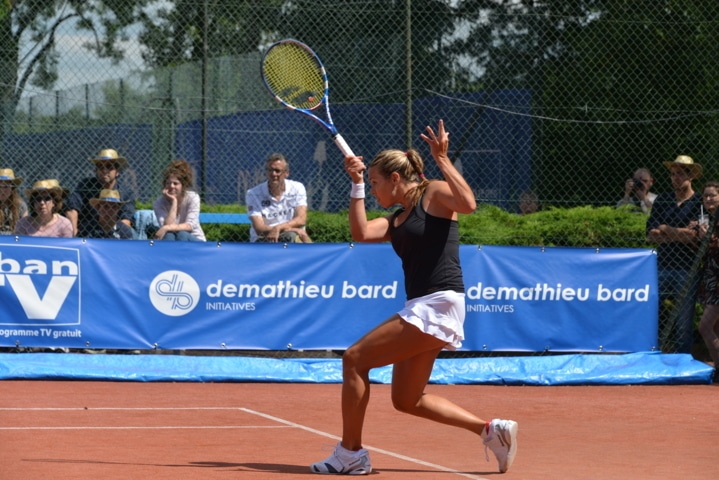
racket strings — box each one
[262,43,325,110]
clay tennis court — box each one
[1,380,717,479]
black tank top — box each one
[389,199,465,300]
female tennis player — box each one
[310,120,518,475]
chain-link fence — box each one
[2,0,719,357]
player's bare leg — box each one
[340,315,445,450]
[391,346,486,434]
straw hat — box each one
[0,168,22,186]
[89,149,128,171]
[90,189,127,209]
[25,179,69,198]
[663,155,703,179]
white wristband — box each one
[350,183,365,199]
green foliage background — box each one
[138,202,650,247]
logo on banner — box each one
[0,245,81,325]
[149,270,200,316]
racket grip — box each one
[333,133,355,158]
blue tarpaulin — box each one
[0,352,712,385]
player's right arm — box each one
[345,155,390,243]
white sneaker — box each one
[483,419,518,473]
[310,443,372,475]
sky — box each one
[52,29,146,89]
[17,7,150,110]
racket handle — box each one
[333,133,355,158]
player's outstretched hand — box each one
[420,119,450,164]
[344,155,366,184]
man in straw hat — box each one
[647,155,704,354]
[66,148,136,238]
[87,189,134,239]
[0,168,27,235]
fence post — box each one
[404,0,412,150]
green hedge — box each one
[138,202,651,247]
[458,204,650,248]
[307,204,650,247]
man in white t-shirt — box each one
[246,153,312,243]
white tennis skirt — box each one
[397,290,466,351]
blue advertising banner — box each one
[461,246,657,352]
[0,238,657,352]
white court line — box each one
[241,408,490,480]
[0,407,290,430]
[1,406,490,479]
[1,426,289,430]
[0,407,248,411]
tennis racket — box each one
[261,39,355,158]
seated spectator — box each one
[617,168,656,214]
[87,189,134,239]
[0,168,27,235]
[14,179,72,237]
[519,190,539,215]
[65,148,136,237]
[246,153,312,243]
[152,159,206,242]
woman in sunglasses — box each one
[14,179,73,237]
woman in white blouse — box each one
[152,159,206,242]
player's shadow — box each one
[191,461,310,473]
[25,459,498,476]
[197,462,498,476]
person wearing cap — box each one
[87,189,134,239]
[65,149,136,238]
[0,168,28,235]
[14,179,73,238]
[647,155,704,354]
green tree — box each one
[276,0,455,102]
[0,0,149,151]
[538,0,719,205]
[136,0,282,68]
[451,0,719,206]
[136,1,455,104]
